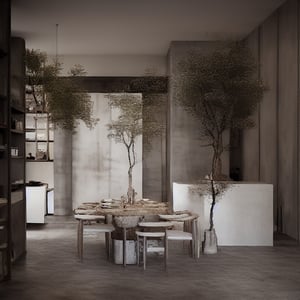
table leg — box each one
[164,234,167,270]
[123,228,127,267]
[137,236,140,266]
[77,220,83,260]
[143,236,147,270]
[165,231,169,268]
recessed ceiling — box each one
[11,0,285,56]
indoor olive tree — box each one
[175,41,265,180]
[107,92,164,204]
[176,42,265,253]
[25,49,97,131]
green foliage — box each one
[191,178,230,230]
[107,94,143,156]
[25,49,98,131]
[175,41,265,178]
[107,92,165,151]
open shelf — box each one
[0,198,8,206]
[25,112,53,161]
[0,243,8,250]
[26,159,53,162]
[11,190,23,205]
[11,104,25,114]
[0,95,7,101]
[11,129,24,134]
[0,49,8,58]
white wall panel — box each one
[72,93,142,209]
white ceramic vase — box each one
[203,228,218,254]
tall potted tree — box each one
[176,41,265,253]
[107,92,164,205]
[25,49,97,131]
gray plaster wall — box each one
[242,29,260,181]
[142,94,167,202]
[167,41,229,205]
[72,93,143,209]
[260,13,279,227]
[53,92,167,214]
[243,0,300,239]
[54,128,73,215]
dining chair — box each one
[74,214,115,260]
[136,221,174,270]
[162,213,199,264]
[114,215,140,267]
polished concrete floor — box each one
[1,216,300,300]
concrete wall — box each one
[167,41,229,205]
[72,93,142,209]
[142,94,167,201]
[54,128,73,215]
[243,0,300,239]
[26,161,54,188]
[53,91,167,213]
[242,30,260,181]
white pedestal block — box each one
[113,240,137,264]
[173,182,273,246]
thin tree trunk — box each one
[209,179,216,231]
[212,135,223,180]
[127,166,135,205]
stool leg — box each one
[165,233,169,268]
[1,250,5,278]
[143,236,147,270]
[123,228,127,267]
[136,236,140,266]
[77,220,83,260]
[107,232,111,261]
[105,232,112,260]
[164,235,167,270]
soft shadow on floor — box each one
[1,217,300,300]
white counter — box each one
[26,185,47,223]
[173,182,273,246]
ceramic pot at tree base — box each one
[203,228,218,254]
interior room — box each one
[1,0,300,299]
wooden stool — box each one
[136,231,166,270]
[74,214,114,260]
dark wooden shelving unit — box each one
[10,36,26,263]
[25,112,54,161]
[0,0,11,281]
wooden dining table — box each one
[74,199,170,239]
[74,199,170,217]
[73,200,195,263]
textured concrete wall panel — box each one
[54,128,73,215]
[278,0,298,238]
[243,29,260,181]
[259,12,278,227]
[72,93,143,209]
[142,94,167,201]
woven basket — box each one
[114,215,140,228]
